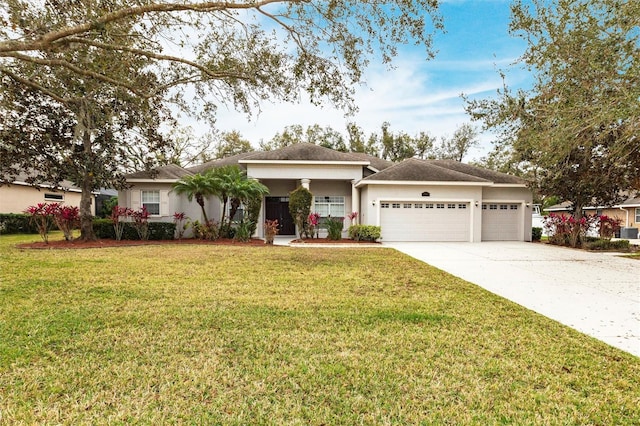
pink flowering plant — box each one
[52,205,80,241]
[131,206,151,240]
[543,213,597,247]
[598,215,621,240]
[173,212,188,239]
[24,203,57,243]
[307,212,321,239]
[110,206,132,241]
[347,211,358,225]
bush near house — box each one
[532,227,542,241]
[92,219,175,240]
[348,225,382,242]
[0,213,39,234]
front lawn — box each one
[1,234,638,424]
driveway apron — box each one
[384,242,639,357]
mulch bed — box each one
[290,238,380,245]
[16,238,269,250]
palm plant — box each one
[209,166,269,228]
[171,171,218,223]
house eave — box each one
[239,160,370,166]
[127,178,179,184]
[355,180,492,188]
[490,183,529,188]
[7,180,83,193]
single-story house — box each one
[120,143,533,242]
[0,172,94,215]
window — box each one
[403,203,412,209]
[500,204,508,210]
[414,203,423,209]
[636,208,640,223]
[141,190,160,215]
[447,203,456,209]
[490,204,497,210]
[510,205,518,210]
[436,203,445,209]
[425,204,434,209]
[314,196,345,218]
[482,204,487,210]
[381,202,390,208]
[392,203,401,209]
[44,193,64,202]
[458,204,467,209]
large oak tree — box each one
[1,0,443,240]
[466,0,640,216]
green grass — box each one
[1,233,639,424]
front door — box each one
[265,197,296,235]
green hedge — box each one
[347,225,381,242]
[0,214,39,234]
[585,238,630,251]
[532,227,542,241]
[92,219,176,240]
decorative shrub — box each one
[92,219,175,240]
[110,206,132,241]
[307,212,320,239]
[348,225,381,242]
[191,220,220,240]
[245,197,262,237]
[543,213,597,248]
[264,219,279,245]
[173,212,188,239]
[289,186,312,238]
[585,238,630,251]
[131,207,151,240]
[532,227,542,241]
[234,220,254,242]
[0,213,40,234]
[24,203,58,243]
[325,216,344,240]
[598,215,622,240]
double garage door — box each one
[379,201,523,242]
[380,202,470,242]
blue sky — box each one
[210,0,532,160]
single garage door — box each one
[380,202,471,242]
[481,203,521,241]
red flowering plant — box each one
[543,213,597,247]
[598,215,621,240]
[24,202,57,243]
[52,205,80,241]
[131,206,151,240]
[173,212,188,239]
[347,211,358,225]
[307,212,321,239]
[110,206,132,241]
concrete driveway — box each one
[383,241,640,357]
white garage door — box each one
[481,203,521,241]
[380,202,471,242]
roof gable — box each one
[427,160,526,185]
[360,158,491,183]
[126,164,192,180]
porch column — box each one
[351,180,360,225]
[301,178,310,190]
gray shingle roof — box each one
[241,143,365,162]
[427,160,527,184]
[186,152,254,174]
[126,164,192,180]
[360,158,492,183]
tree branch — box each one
[0,67,69,104]
[0,0,287,54]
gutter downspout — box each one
[618,206,629,227]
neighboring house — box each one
[546,195,640,237]
[0,172,94,215]
[120,143,533,242]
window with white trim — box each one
[381,202,390,208]
[392,203,401,209]
[414,203,423,209]
[510,205,518,210]
[44,193,64,202]
[458,204,467,209]
[636,208,640,223]
[425,203,434,209]
[490,204,497,210]
[500,204,508,210]
[482,204,487,210]
[436,203,445,209]
[447,203,456,209]
[141,190,160,215]
[314,196,345,218]
[403,203,412,209]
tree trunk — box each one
[78,105,97,241]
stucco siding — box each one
[246,163,363,181]
[0,185,88,214]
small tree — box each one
[289,186,312,238]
